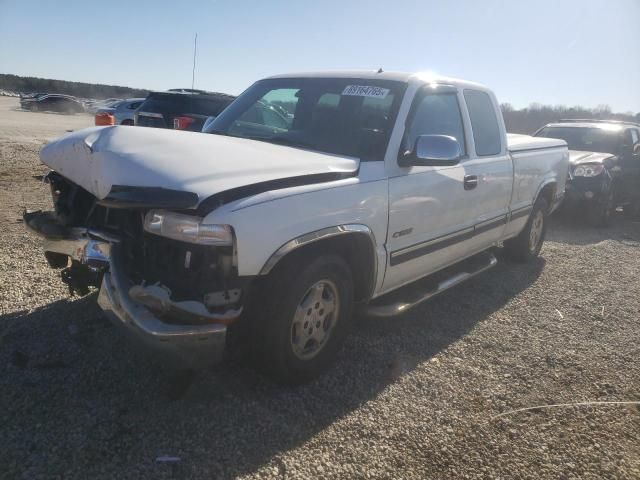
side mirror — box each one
[400,134,462,167]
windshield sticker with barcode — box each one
[341,85,389,98]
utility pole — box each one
[191,33,198,91]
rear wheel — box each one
[250,254,354,384]
[30,104,39,112]
[121,119,134,126]
[504,198,548,263]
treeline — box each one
[502,103,640,134]
[0,74,149,100]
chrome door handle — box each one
[464,175,478,190]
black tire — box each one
[121,119,134,126]
[249,254,354,385]
[504,198,548,263]
[587,189,614,227]
[623,201,640,220]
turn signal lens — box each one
[95,112,115,126]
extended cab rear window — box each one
[464,90,502,156]
[205,78,407,161]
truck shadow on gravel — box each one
[0,257,544,478]
[547,211,640,246]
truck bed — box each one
[505,133,569,222]
[507,133,566,152]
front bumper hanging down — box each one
[24,210,240,366]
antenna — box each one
[191,33,198,90]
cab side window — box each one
[403,92,466,156]
[463,90,502,156]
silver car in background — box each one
[94,98,145,125]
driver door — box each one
[383,88,480,292]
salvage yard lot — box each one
[0,96,639,479]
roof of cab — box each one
[265,70,489,90]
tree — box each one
[500,103,514,113]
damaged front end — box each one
[24,172,246,367]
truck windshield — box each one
[205,78,406,161]
[536,126,622,155]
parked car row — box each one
[94,98,145,126]
[85,98,124,114]
[16,93,138,115]
[0,89,20,97]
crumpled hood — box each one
[40,126,359,206]
[568,150,615,166]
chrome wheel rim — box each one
[529,210,544,252]
[290,280,339,360]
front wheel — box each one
[587,189,614,227]
[504,198,548,263]
[250,254,354,384]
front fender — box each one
[200,170,389,294]
[259,224,376,275]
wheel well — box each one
[267,233,377,302]
[537,183,556,213]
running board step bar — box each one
[365,251,498,318]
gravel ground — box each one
[1,97,639,479]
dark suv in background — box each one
[535,119,640,225]
[135,89,235,132]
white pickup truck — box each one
[25,71,568,383]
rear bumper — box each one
[24,210,235,367]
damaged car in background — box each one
[535,119,640,225]
[24,71,568,384]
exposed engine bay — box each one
[25,171,245,325]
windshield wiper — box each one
[206,130,230,137]
[213,132,317,151]
[261,135,316,150]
